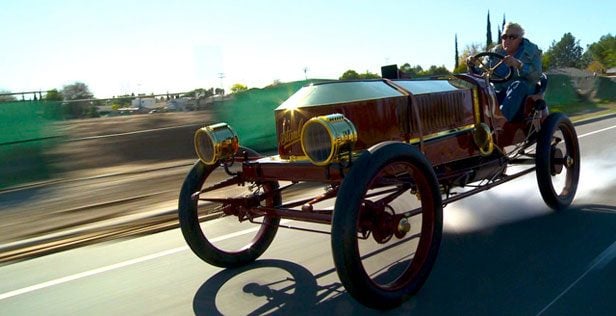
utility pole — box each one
[217,72,225,104]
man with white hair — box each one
[489,22,543,121]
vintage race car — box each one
[178,52,580,309]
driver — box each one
[478,22,543,121]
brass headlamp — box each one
[300,113,357,166]
[194,123,239,165]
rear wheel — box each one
[536,113,580,210]
[331,142,442,309]
[178,154,281,268]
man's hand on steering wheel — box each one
[502,55,523,69]
[467,52,514,83]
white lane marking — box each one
[537,240,616,315]
[577,124,616,139]
[0,224,263,301]
[72,124,201,141]
[0,246,187,301]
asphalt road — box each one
[0,116,615,315]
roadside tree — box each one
[584,34,616,72]
[45,89,63,101]
[399,64,424,77]
[543,33,584,69]
[339,70,380,80]
[0,90,17,102]
[61,82,97,119]
[230,83,248,94]
[453,43,483,73]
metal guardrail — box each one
[0,91,199,104]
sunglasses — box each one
[501,34,519,40]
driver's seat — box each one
[522,73,548,118]
[535,73,548,95]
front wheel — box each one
[331,142,443,309]
[536,113,580,210]
[178,158,281,268]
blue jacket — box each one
[491,38,543,92]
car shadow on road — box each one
[192,204,616,315]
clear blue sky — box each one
[1,0,614,98]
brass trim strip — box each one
[408,124,475,144]
[472,88,481,125]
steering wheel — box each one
[467,52,513,83]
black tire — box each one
[536,113,580,210]
[331,142,443,309]
[178,157,281,268]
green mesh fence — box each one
[543,74,616,114]
[594,76,616,101]
[211,80,329,153]
[0,101,63,188]
[544,74,584,106]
